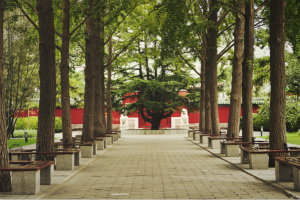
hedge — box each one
[15,117,63,133]
[252,101,300,132]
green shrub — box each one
[55,117,62,133]
[13,130,37,138]
[253,101,300,132]
[15,116,63,133]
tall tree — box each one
[106,37,113,132]
[82,1,96,141]
[60,0,72,147]
[269,0,287,167]
[242,0,254,144]
[94,2,106,137]
[227,0,245,138]
[36,0,56,157]
[206,0,220,134]
[0,0,12,192]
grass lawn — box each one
[257,132,300,145]
[7,138,37,148]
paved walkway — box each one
[0,134,293,199]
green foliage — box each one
[15,117,63,133]
[286,0,300,53]
[253,56,270,96]
[253,101,300,132]
[13,130,37,138]
[286,52,300,97]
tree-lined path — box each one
[41,134,289,199]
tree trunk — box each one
[204,60,212,132]
[60,0,73,147]
[0,0,12,191]
[207,0,219,135]
[106,38,113,132]
[36,0,56,159]
[151,116,161,130]
[82,12,95,141]
[94,15,106,137]
[199,33,206,131]
[227,0,245,138]
[242,0,254,144]
[269,0,287,167]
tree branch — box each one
[217,0,245,17]
[217,40,234,60]
[218,22,235,37]
[70,17,87,37]
[255,1,268,15]
[14,0,39,31]
[178,53,201,76]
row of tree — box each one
[0,0,297,191]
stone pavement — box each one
[0,133,293,199]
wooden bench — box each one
[10,149,81,171]
[241,147,300,169]
[275,157,300,191]
[0,161,55,194]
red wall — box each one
[17,105,259,126]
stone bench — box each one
[0,161,55,194]
[241,147,300,169]
[220,141,251,157]
[275,157,300,191]
[208,136,241,149]
[105,134,114,145]
[93,137,107,150]
[199,133,214,144]
[54,141,97,158]
[10,149,81,171]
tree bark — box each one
[94,13,106,137]
[242,0,254,144]
[199,33,206,131]
[0,0,12,192]
[206,0,219,135]
[60,0,73,147]
[227,0,245,138]
[204,59,212,132]
[106,38,113,132]
[82,9,95,141]
[269,0,287,167]
[36,0,56,159]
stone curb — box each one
[186,137,297,199]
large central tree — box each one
[119,79,188,130]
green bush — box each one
[253,101,300,132]
[15,117,63,133]
[13,130,37,138]
[55,117,62,133]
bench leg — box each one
[221,143,226,154]
[75,151,81,166]
[96,140,104,150]
[202,135,208,145]
[293,167,300,191]
[241,150,250,164]
[275,160,293,182]
[93,144,97,155]
[250,154,268,169]
[12,171,40,195]
[81,146,94,158]
[56,154,74,171]
[195,134,200,142]
[40,164,54,185]
[105,137,112,145]
[225,145,240,157]
[117,132,121,138]
[211,140,221,149]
